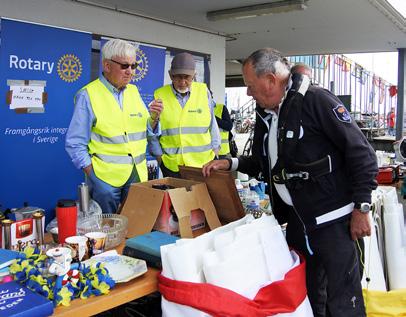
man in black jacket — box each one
[203,48,378,317]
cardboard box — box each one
[121,178,222,238]
[179,166,245,224]
[153,190,206,235]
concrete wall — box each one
[0,0,226,101]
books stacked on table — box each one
[0,281,53,316]
[123,231,179,269]
[0,249,19,282]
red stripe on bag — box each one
[158,254,307,317]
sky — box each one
[344,1,406,85]
[344,52,398,84]
[388,0,406,17]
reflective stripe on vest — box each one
[164,143,212,155]
[161,126,209,137]
[93,153,146,165]
[154,82,214,172]
[91,131,147,144]
[85,79,148,186]
[214,103,230,155]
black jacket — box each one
[237,85,378,231]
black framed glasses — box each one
[110,59,138,70]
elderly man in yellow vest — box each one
[154,52,221,177]
[66,38,162,213]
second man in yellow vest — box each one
[154,52,221,177]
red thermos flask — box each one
[56,199,77,244]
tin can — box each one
[33,212,44,246]
[2,219,13,249]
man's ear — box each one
[265,72,276,87]
[102,59,111,74]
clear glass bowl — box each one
[77,214,128,249]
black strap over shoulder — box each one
[278,84,305,166]
[272,73,307,182]
[272,74,343,186]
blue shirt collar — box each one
[100,73,127,94]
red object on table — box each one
[376,167,396,184]
[56,199,77,244]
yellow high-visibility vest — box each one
[214,103,230,156]
[154,82,214,172]
[85,79,148,186]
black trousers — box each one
[286,215,366,317]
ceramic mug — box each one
[64,235,89,262]
[85,231,107,256]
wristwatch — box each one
[354,202,371,213]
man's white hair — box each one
[243,48,290,77]
[102,38,138,60]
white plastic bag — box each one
[160,215,313,317]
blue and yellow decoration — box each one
[10,247,115,307]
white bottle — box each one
[246,190,260,212]
[235,179,244,200]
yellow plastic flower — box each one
[33,275,48,286]
[9,262,22,274]
[90,277,110,295]
[58,287,73,306]
[33,253,47,264]
[24,246,35,258]
[98,282,110,295]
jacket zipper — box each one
[259,110,314,256]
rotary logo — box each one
[57,54,82,83]
[132,49,148,82]
[188,108,203,114]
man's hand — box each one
[202,159,230,177]
[149,99,163,121]
[83,164,93,177]
[350,209,371,240]
[156,155,162,165]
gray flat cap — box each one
[170,52,196,76]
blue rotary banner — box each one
[134,44,166,105]
[100,38,166,105]
[0,18,92,223]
